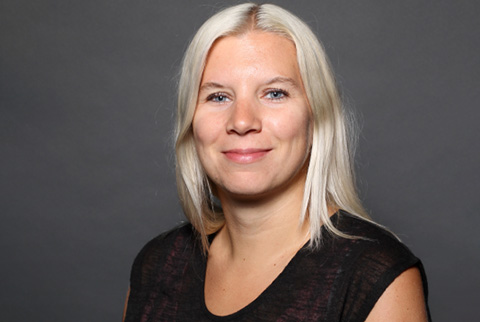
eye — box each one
[206,92,231,103]
[265,89,289,100]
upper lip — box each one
[222,148,272,154]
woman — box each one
[124,3,430,321]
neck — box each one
[213,172,310,264]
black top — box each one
[125,211,431,321]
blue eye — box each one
[266,89,288,100]
[215,95,227,102]
[207,93,230,103]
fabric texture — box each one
[125,211,431,321]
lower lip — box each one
[223,150,270,164]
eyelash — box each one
[264,88,289,100]
[205,88,290,103]
[206,92,230,103]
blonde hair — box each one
[175,3,370,251]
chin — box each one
[219,184,270,199]
[216,178,299,203]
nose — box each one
[226,97,262,135]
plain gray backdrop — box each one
[1,0,479,321]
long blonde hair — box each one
[175,3,369,251]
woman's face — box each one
[193,31,313,201]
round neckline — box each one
[200,212,340,320]
[200,238,312,320]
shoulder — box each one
[365,266,429,321]
[334,210,399,240]
[329,211,422,282]
[129,223,199,287]
[136,222,196,259]
[332,211,417,264]
[324,211,429,321]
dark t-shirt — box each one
[125,211,431,321]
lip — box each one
[222,148,271,164]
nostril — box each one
[227,127,261,136]
[226,103,262,135]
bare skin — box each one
[122,288,129,321]
[365,267,428,321]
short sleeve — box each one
[333,213,431,322]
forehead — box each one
[201,31,301,83]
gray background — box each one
[1,0,479,321]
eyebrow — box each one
[198,76,301,93]
[198,82,225,93]
[264,76,300,89]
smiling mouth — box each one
[223,148,271,164]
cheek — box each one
[192,113,211,146]
[269,108,312,145]
[192,111,224,153]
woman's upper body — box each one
[124,3,430,321]
[124,211,430,321]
